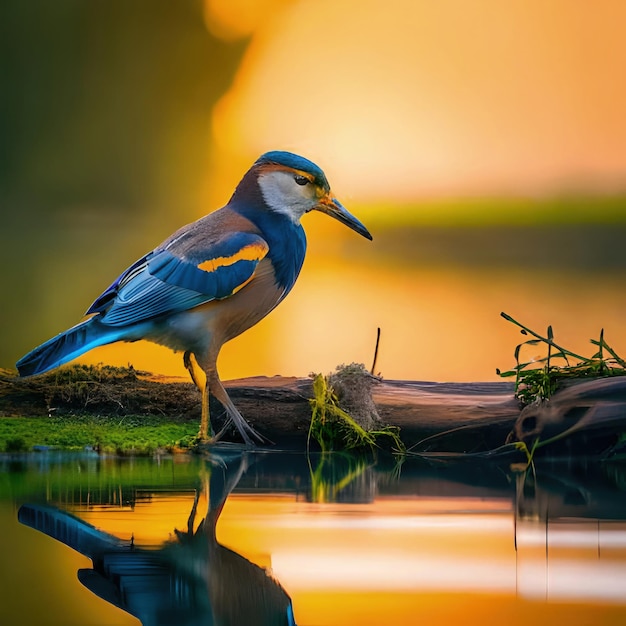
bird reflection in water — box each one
[18,451,296,626]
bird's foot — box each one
[208,415,271,447]
[196,420,268,447]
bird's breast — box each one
[213,257,287,343]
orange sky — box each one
[203,0,626,204]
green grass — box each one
[497,312,626,405]
[308,371,405,455]
[0,414,198,455]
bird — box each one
[16,151,372,445]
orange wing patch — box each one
[197,240,269,273]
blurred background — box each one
[2,0,625,383]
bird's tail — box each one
[16,318,127,377]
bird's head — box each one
[249,151,372,240]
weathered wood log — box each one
[220,376,520,450]
[509,377,626,457]
[0,367,519,449]
[2,366,626,456]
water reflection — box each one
[4,451,626,625]
[18,450,295,626]
[515,465,626,604]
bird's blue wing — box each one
[89,232,269,327]
[86,254,151,315]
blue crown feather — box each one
[256,151,329,188]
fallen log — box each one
[0,366,520,450]
[224,376,626,457]
[220,376,520,450]
[2,366,626,457]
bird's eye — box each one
[294,175,309,186]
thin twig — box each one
[370,327,381,375]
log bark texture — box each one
[4,368,626,456]
[221,377,520,450]
[0,368,519,449]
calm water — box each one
[1,450,626,625]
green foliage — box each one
[308,373,405,454]
[5,437,27,453]
[497,312,626,405]
[511,439,539,471]
[308,453,371,503]
[0,414,198,455]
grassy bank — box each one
[0,414,198,455]
[0,365,201,454]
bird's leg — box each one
[199,383,214,442]
[190,351,267,445]
[207,371,266,446]
[183,351,214,441]
[183,350,202,392]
